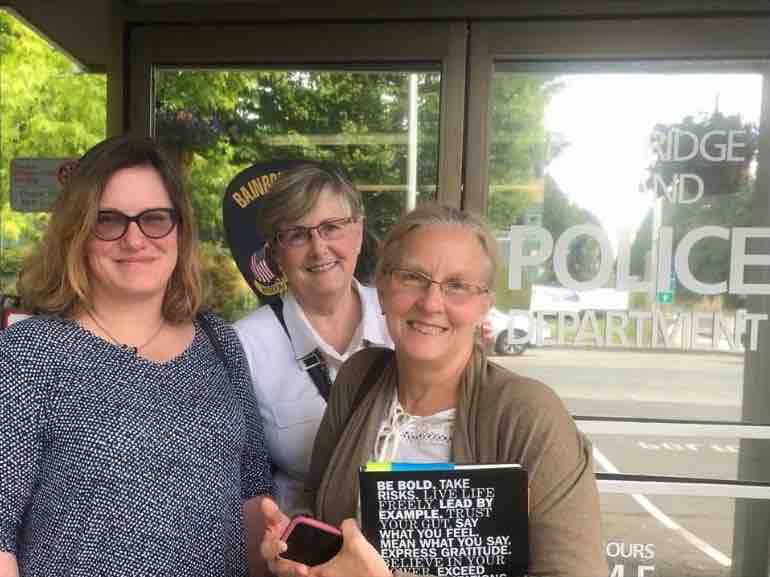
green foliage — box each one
[488,75,562,186]
[487,75,564,232]
[155,70,441,242]
[632,112,756,304]
[487,189,529,231]
[669,184,752,304]
[0,12,17,56]
[629,291,650,310]
[0,10,105,280]
[187,140,246,242]
[542,175,599,239]
[629,208,653,278]
[493,263,531,311]
[647,111,758,198]
[0,244,27,295]
[200,241,257,321]
[485,74,609,294]
[155,70,571,250]
[538,176,603,284]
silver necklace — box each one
[86,309,165,354]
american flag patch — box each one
[250,253,276,284]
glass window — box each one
[487,68,762,422]
[153,67,440,319]
[485,64,770,577]
[599,490,769,577]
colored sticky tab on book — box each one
[364,461,521,471]
[364,461,455,471]
[364,461,393,471]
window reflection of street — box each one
[492,348,742,420]
[600,493,733,577]
[491,348,760,576]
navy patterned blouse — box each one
[0,313,273,576]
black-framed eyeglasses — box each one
[94,208,179,241]
[389,268,489,305]
[275,217,357,248]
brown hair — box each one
[376,202,498,286]
[17,135,203,322]
[257,162,364,239]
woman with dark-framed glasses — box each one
[260,203,607,577]
[0,135,273,577]
[235,163,392,516]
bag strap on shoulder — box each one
[269,298,334,401]
[198,312,232,380]
[347,348,394,421]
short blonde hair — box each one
[18,135,203,322]
[257,162,363,239]
[376,202,498,286]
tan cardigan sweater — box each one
[305,347,608,577]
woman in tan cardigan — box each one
[261,203,607,577]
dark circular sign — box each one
[222,160,307,303]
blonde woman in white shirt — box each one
[235,163,392,514]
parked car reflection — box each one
[483,307,552,356]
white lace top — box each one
[371,390,455,464]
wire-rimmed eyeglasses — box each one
[274,217,357,248]
[94,208,179,241]
[389,268,489,305]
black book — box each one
[359,462,528,577]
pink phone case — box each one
[281,515,342,541]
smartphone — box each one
[280,515,343,566]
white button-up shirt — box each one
[234,281,392,513]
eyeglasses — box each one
[274,217,357,248]
[94,208,179,241]
[389,268,489,305]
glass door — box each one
[468,18,770,577]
